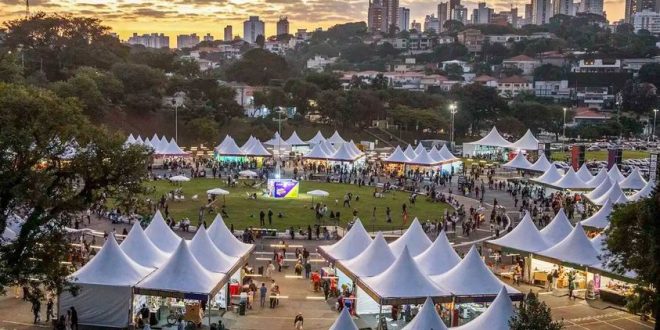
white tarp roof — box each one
[465,127,512,148]
[329,308,359,330]
[136,239,225,295]
[585,177,612,200]
[620,167,647,190]
[125,134,136,146]
[157,138,188,156]
[404,145,417,159]
[347,140,363,157]
[361,247,448,301]
[159,136,168,151]
[241,137,271,157]
[539,209,573,246]
[320,141,337,155]
[215,135,232,150]
[264,132,291,148]
[303,143,331,160]
[439,144,459,162]
[340,232,395,278]
[629,180,655,201]
[216,136,245,156]
[144,211,181,254]
[580,199,613,229]
[431,246,519,296]
[428,146,445,163]
[408,150,439,166]
[509,129,539,150]
[135,136,144,144]
[120,222,169,268]
[285,131,307,146]
[70,235,152,286]
[536,223,600,266]
[550,167,588,190]
[488,212,550,252]
[319,219,372,261]
[328,143,361,162]
[389,218,433,256]
[586,168,610,189]
[532,166,563,185]
[327,131,346,145]
[454,287,515,330]
[414,231,461,276]
[608,166,626,183]
[414,143,426,155]
[384,146,410,163]
[528,153,552,172]
[189,226,239,273]
[402,297,448,330]
[591,181,628,206]
[502,152,533,170]
[207,214,253,257]
[577,163,594,183]
[306,131,326,145]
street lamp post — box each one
[562,107,567,140]
[449,103,457,151]
[172,99,180,143]
[654,109,658,140]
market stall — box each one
[401,297,448,330]
[580,199,614,230]
[619,168,648,190]
[461,127,512,159]
[144,211,182,254]
[215,135,247,163]
[453,286,515,330]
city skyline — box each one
[2,0,625,47]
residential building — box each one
[203,33,214,42]
[496,8,520,27]
[457,29,484,53]
[438,2,449,31]
[473,74,498,87]
[579,0,604,16]
[572,59,622,73]
[295,29,310,40]
[387,0,400,32]
[442,60,472,73]
[453,4,469,23]
[307,56,337,72]
[625,0,656,22]
[224,25,233,42]
[177,34,200,49]
[277,16,290,36]
[450,0,461,18]
[632,10,660,34]
[533,0,553,24]
[490,14,510,26]
[243,16,265,43]
[424,15,441,32]
[487,34,530,43]
[572,107,611,125]
[411,20,422,31]
[534,80,573,100]
[497,75,533,97]
[575,87,615,109]
[622,58,660,73]
[554,0,575,16]
[368,0,387,33]
[472,3,493,24]
[397,7,410,31]
[127,33,169,48]
[522,4,534,25]
[502,54,541,75]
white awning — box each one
[488,212,550,252]
[414,231,461,276]
[539,209,573,246]
[585,168,609,189]
[549,168,588,190]
[189,226,240,273]
[584,177,612,200]
[629,180,655,201]
[454,286,515,330]
[306,131,326,145]
[207,214,254,258]
[389,218,433,256]
[531,166,563,186]
[536,223,601,266]
[576,163,594,182]
[580,199,613,229]
[502,152,533,170]
[619,167,647,190]
[329,308,359,330]
[285,131,308,146]
[401,297,448,330]
[528,154,552,172]
[384,146,410,163]
[144,210,181,254]
[509,129,539,150]
[608,165,626,183]
[120,222,170,268]
[339,232,395,278]
[464,127,512,148]
[318,219,372,262]
[327,131,346,145]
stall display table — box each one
[599,288,628,306]
[533,271,548,285]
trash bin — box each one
[239,301,246,315]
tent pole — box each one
[378,303,383,329]
[449,296,456,327]
[208,295,212,327]
[129,291,135,328]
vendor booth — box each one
[215,135,247,163]
[452,286,515,330]
[389,219,432,256]
[461,127,513,159]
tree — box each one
[185,118,219,145]
[0,83,150,301]
[255,35,265,48]
[370,73,389,90]
[451,83,509,135]
[305,72,342,90]
[49,66,123,118]
[111,62,166,113]
[340,43,374,63]
[638,63,660,87]
[284,79,319,115]
[443,20,465,35]
[620,80,658,115]
[224,48,289,85]
[376,42,399,58]
[534,64,566,81]
[174,58,201,79]
[445,63,464,78]
[0,51,23,83]
[509,291,563,330]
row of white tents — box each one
[303,139,365,162]
[125,134,188,156]
[59,211,253,328]
[463,127,540,156]
[383,143,460,166]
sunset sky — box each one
[1,0,624,46]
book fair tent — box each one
[577,163,594,183]
[608,165,627,183]
[337,232,396,280]
[461,127,512,157]
[401,297,448,330]
[120,222,169,268]
[585,168,610,189]
[580,199,614,229]
[509,129,540,150]
[404,145,417,159]
[584,178,612,200]
[538,209,574,246]
[317,219,372,262]
[207,214,254,261]
[413,231,461,276]
[589,181,629,206]
[327,131,347,145]
[487,212,552,253]
[306,131,326,145]
[263,132,291,149]
[438,144,459,162]
[285,131,308,146]
[413,143,426,155]
[144,210,181,253]
[189,226,240,274]
[528,153,552,172]
[328,308,359,330]
[388,219,432,256]
[531,166,563,186]
[629,180,655,201]
[384,146,409,163]
[502,152,533,171]
[535,223,601,267]
[453,287,515,330]
[59,235,153,328]
[619,167,648,190]
[548,168,588,190]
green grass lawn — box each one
[549,150,650,162]
[147,179,451,231]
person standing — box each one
[268,209,273,226]
[31,299,41,324]
[259,210,265,227]
[294,313,304,330]
[46,298,55,322]
[70,307,78,330]
[259,283,267,307]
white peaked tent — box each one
[142,138,155,151]
[384,146,410,163]
[454,287,515,330]
[241,137,272,157]
[539,209,574,246]
[414,143,426,155]
[360,247,448,304]
[347,140,363,156]
[529,153,552,172]
[285,131,308,146]
[158,138,188,156]
[216,135,232,150]
[329,308,359,330]
[216,136,245,156]
[320,141,337,155]
[408,150,439,167]
[120,222,169,268]
[620,167,648,190]
[510,129,540,150]
[581,199,614,229]
[401,297,448,330]
[304,143,331,160]
[586,168,610,189]
[591,181,628,206]
[329,143,360,162]
[135,136,144,144]
[536,223,600,266]
[577,164,594,183]
[144,211,181,253]
[306,131,326,145]
[551,167,588,190]
[488,212,550,252]
[151,133,160,144]
[189,226,240,273]
[532,166,563,185]
[125,134,136,146]
[327,131,346,145]
[629,180,655,201]
[264,132,291,149]
[404,145,417,160]
[207,214,253,259]
[428,146,445,163]
[59,235,153,328]
[585,177,613,200]
[338,232,395,279]
[414,231,461,276]
[465,127,512,148]
[439,144,459,162]
[608,166,626,183]
[318,219,372,262]
[431,246,519,298]
[135,239,226,297]
[502,152,533,170]
[389,218,433,256]
[159,136,168,151]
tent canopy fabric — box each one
[532,166,563,186]
[465,127,512,148]
[488,212,550,252]
[502,152,533,170]
[438,145,459,162]
[608,166,626,183]
[536,223,601,266]
[619,168,647,190]
[285,131,308,146]
[241,137,272,157]
[576,164,594,183]
[389,218,433,256]
[327,131,346,145]
[428,146,445,163]
[408,150,439,166]
[120,222,170,268]
[586,168,610,189]
[158,139,188,156]
[550,168,588,190]
[339,232,395,278]
[216,135,245,156]
[144,211,181,254]
[207,214,253,258]
[414,231,461,276]
[318,219,372,262]
[580,199,614,229]
[591,181,628,206]
[404,145,417,160]
[529,154,552,172]
[509,129,539,150]
[454,287,515,330]
[384,146,410,163]
[327,143,360,162]
[328,308,359,330]
[306,131,326,145]
[264,132,291,148]
[585,177,613,201]
[189,226,239,273]
[629,180,655,201]
[303,143,331,160]
[414,143,426,155]
[539,209,574,246]
[401,297,448,330]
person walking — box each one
[70,307,78,330]
[268,209,273,225]
[31,299,41,324]
[259,210,265,227]
[46,298,55,322]
[259,283,267,307]
[294,313,304,330]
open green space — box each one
[147,179,451,231]
[549,150,650,162]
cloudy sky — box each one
[1,0,624,45]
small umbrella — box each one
[307,190,329,205]
[207,188,230,204]
[239,170,258,177]
[169,175,190,183]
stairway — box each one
[365,127,410,148]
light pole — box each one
[172,99,179,143]
[449,103,457,151]
[654,109,658,140]
[562,107,567,141]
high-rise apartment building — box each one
[368,0,398,33]
[127,33,169,48]
[243,16,265,43]
[579,0,604,15]
[453,4,469,24]
[438,2,449,31]
[277,16,290,36]
[397,7,410,31]
[387,0,399,31]
[411,20,422,31]
[632,9,660,33]
[203,33,214,42]
[224,25,233,41]
[525,3,534,21]
[532,0,553,24]
[625,0,656,22]
[424,14,441,32]
[554,0,575,15]
[177,34,200,49]
[472,2,493,24]
[449,0,461,19]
